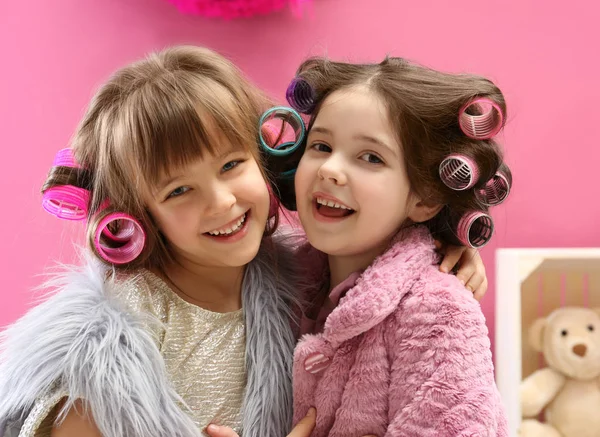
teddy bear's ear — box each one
[529,317,547,352]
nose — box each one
[205,184,236,216]
[573,344,587,357]
[318,155,347,185]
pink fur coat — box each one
[293,226,508,437]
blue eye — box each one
[312,143,332,153]
[360,153,383,164]
[222,160,241,172]
[167,186,190,199]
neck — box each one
[159,257,245,313]
[327,239,391,290]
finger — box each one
[459,249,485,291]
[455,248,482,285]
[439,247,465,273]
[473,277,488,302]
[433,239,443,251]
[456,264,476,289]
[205,424,239,437]
[288,408,316,437]
[465,272,484,295]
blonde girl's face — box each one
[145,141,270,269]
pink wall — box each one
[2,0,599,358]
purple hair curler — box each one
[286,77,316,114]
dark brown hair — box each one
[293,56,511,246]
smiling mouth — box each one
[315,197,355,218]
[205,213,247,236]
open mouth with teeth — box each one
[315,197,355,218]
[205,212,248,237]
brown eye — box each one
[312,143,332,153]
[359,153,383,164]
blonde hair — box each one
[43,46,274,270]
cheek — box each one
[145,205,168,232]
[355,173,409,221]
[253,183,271,209]
[158,208,194,238]
[240,165,271,208]
[354,174,393,205]
[294,157,314,196]
[148,213,178,244]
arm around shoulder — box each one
[386,275,508,436]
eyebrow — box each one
[310,126,398,157]
[156,173,184,195]
[310,126,333,136]
[353,134,398,157]
[214,145,239,160]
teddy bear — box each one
[519,306,600,437]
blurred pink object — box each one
[165,0,311,18]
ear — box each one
[529,317,547,352]
[407,196,444,223]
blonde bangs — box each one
[110,72,263,194]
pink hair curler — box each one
[52,147,79,167]
[439,154,480,190]
[458,98,504,140]
[286,77,316,114]
[457,211,494,248]
[42,186,90,221]
[94,213,146,265]
[101,219,137,242]
[475,169,511,206]
[41,148,89,220]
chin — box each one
[307,236,347,256]
[237,233,264,264]
[217,247,260,268]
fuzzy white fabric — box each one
[0,237,299,437]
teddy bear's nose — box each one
[573,344,587,357]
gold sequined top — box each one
[26,269,246,437]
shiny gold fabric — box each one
[23,269,246,436]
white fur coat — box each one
[0,238,299,437]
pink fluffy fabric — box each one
[293,226,508,436]
[165,0,310,19]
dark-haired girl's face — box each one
[294,86,425,267]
